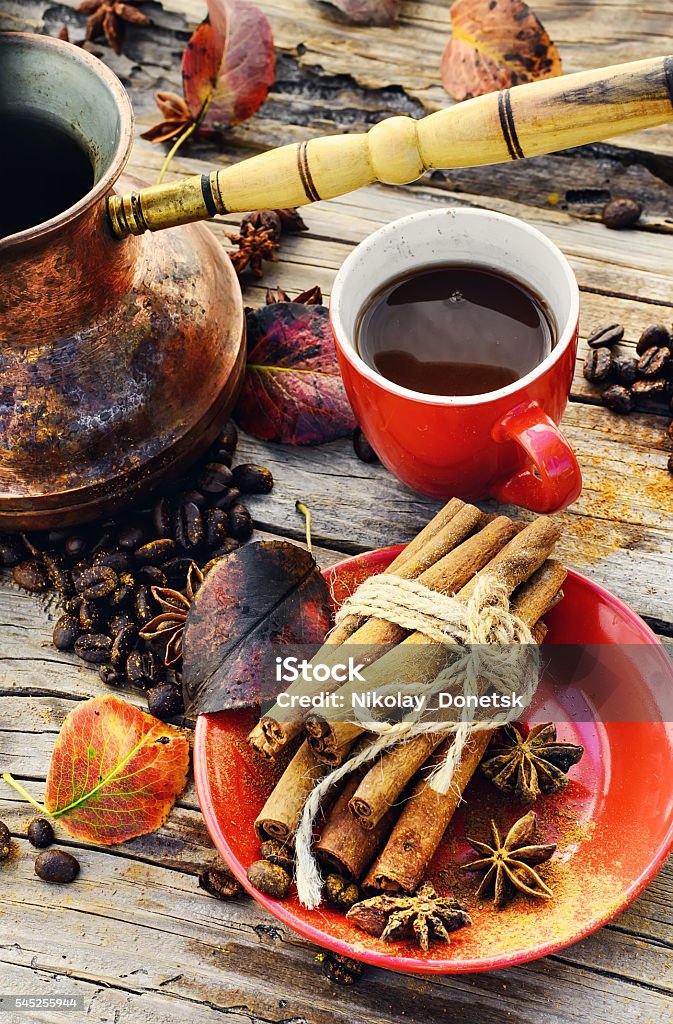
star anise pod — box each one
[78,0,151,56]
[227,209,308,279]
[265,284,323,305]
[463,811,556,908]
[226,222,280,279]
[481,723,584,805]
[139,562,203,666]
[141,91,194,144]
[346,882,471,952]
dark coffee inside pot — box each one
[355,264,556,397]
[0,112,94,237]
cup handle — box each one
[491,401,582,513]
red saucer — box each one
[194,546,673,974]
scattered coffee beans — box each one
[27,818,55,849]
[3,423,273,712]
[601,197,642,230]
[34,849,80,883]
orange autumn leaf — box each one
[441,0,562,101]
[41,696,189,845]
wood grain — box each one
[1,2,672,1022]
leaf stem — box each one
[2,773,49,815]
[295,501,313,554]
[156,93,213,185]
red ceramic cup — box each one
[330,208,582,513]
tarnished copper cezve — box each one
[0,33,244,530]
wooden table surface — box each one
[2,1,673,1021]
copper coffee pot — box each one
[2,32,673,530]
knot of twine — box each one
[295,573,540,909]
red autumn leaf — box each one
[182,0,275,131]
[41,696,189,845]
[234,302,356,445]
[315,0,400,26]
[182,539,332,715]
[441,0,562,101]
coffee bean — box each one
[586,323,624,349]
[637,323,672,355]
[0,535,23,568]
[109,612,134,635]
[43,554,73,595]
[175,501,204,549]
[135,539,176,564]
[116,522,147,551]
[134,585,155,627]
[13,560,49,592]
[247,859,291,899]
[79,598,104,633]
[75,565,118,601]
[210,487,241,511]
[197,463,233,494]
[152,497,173,538]
[637,346,670,379]
[136,565,168,587]
[27,818,54,849]
[260,839,294,873]
[46,528,68,549]
[208,539,240,559]
[111,623,139,670]
[632,379,668,398]
[99,664,124,687]
[667,420,673,442]
[89,526,116,557]
[211,448,233,468]
[53,614,80,651]
[20,533,42,558]
[147,682,183,720]
[35,849,80,883]
[94,550,134,574]
[178,488,207,508]
[126,650,161,689]
[74,633,112,664]
[109,572,135,610]
[601,385,634,414]
[353,426,379,464]
[0,820,11,861]
[198,866,244,900]
[62,595,83,616]
[204,508,228,549]
[602,196,642,229]
[228,504,253,541]
[583,348,613,384]
[218,421,238,453]
[64,533,89,560]
[231,464,274,494]
[614,357,638,386]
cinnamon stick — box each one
[349,733,444,830]
[314,771,399,880]
[308,518,561,765]
[362,558,567,893]
[254,740,327,842]
[248,501,489,758]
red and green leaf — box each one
[183,0,275,131]
[441,0,562,101]
[4,696,189,845]
[143,0,274,143]
[234,302,356,445]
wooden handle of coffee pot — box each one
[107,56,673,238]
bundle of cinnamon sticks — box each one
[248,498,566,899]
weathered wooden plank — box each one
[0,838,670,1024]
